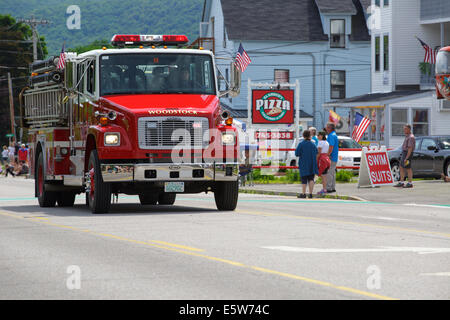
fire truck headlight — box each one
[222,132,236,145]
[104,133,120,146]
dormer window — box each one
[330,19,345,48]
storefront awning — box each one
[323,90,433,108]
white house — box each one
[324,0,450,148]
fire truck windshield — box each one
[100,53,216,96]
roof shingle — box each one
[220,0,369,42]
[314,0,357,14]
[221,0,328,41]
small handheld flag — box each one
[352,112,371,143]
[235,43,251,72]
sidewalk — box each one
[240,180,450,206]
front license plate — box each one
[164,182,184,193]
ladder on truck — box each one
[23,84,69,129]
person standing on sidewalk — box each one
[8,143,15,164]
[325,122,339,193]
[18,144,28,165]
[1,146,8,166]
[309,127,318,147]
[394,124,415,188]
[295,129,318,198]
[316,131,331,195]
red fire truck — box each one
[436,46,450,100]
[20,34,241,213]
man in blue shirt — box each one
[309,127,318,147]
[325,122,339,193]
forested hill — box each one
[2,0,204,56]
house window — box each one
[391,108,407,136]
[375,0,380,6]
[384,35,389,71]
[330,70,345,99]
[330,19,345,48]
[375,36,380,71]
[274,69,289,83]
[384,0,389,6]
[412,108,429,136]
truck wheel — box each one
[139,193,158,205]
[57,192,76,207]
[87,149,111,214]
[36,152,57,207]
[158,193,176,205]
[214,181,238,211]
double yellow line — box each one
[0,210,396,300]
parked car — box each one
[285,136,362,170]
[387,135,450,181]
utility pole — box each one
[7,72,15,142]
[17,15,50,62]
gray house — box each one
[197,0,372,130]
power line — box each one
[240,67,371,82]
[0,50,33,55]
[0,39,33,43]
[237,63,370,66]
[16,15,50,61]
[0,66,28,70]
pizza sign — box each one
[252,90,294,124]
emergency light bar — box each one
[111,34,189,46]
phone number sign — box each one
[252,90,294,124]
[255,131,294,140]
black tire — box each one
[391,161,400,182]
[36,152,57,207]
[87,149,111,214]
[57,192,76,207]
[139,193,158,205]
[214,180,239,211]
[158,193,176,205]
[445,160,450,178]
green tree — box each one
[68,39,112,54]
[0,14,48,146]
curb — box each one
[239,188,364,201]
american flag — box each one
[235,43,251,72]
[416,37,437,64]
[352,112,371,143]
[57,43,66,70]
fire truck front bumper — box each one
[100,163,239,182]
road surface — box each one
[0,177,449,300]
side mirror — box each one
[427,145,437,151]
[229,62,241,97]
[219,62,241,98]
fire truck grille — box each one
[138,116,209,149]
